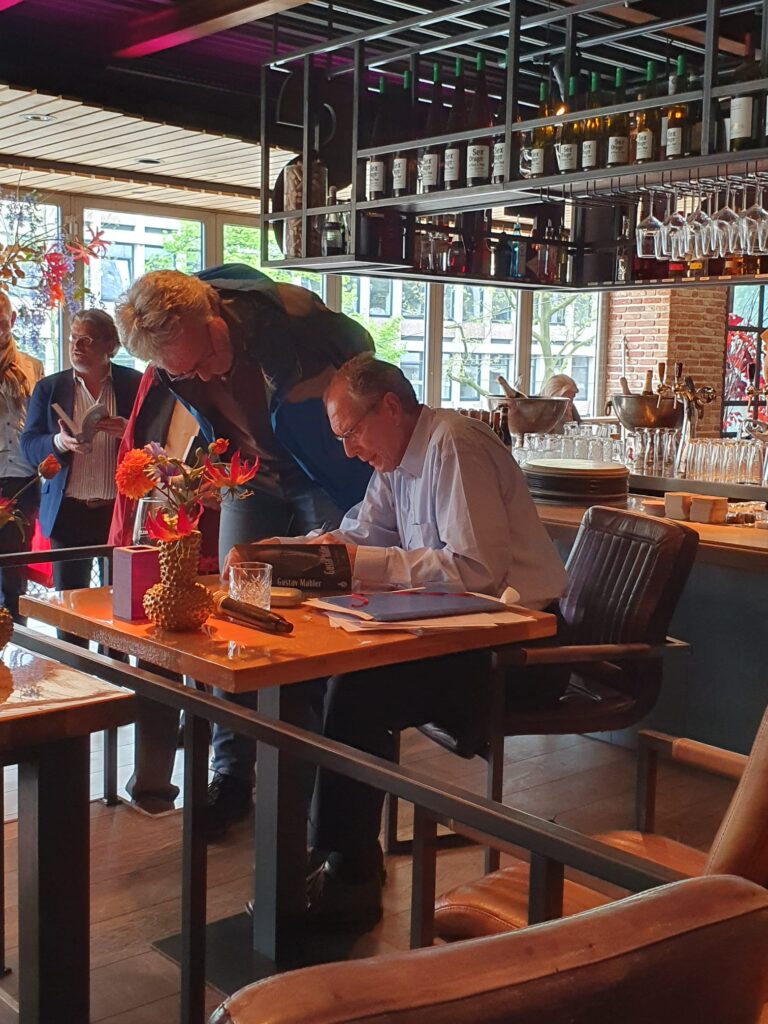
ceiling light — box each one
[21,113,57,123]
[137,158,163,165]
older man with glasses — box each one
[115,264,374,838]
[21,308,142,593]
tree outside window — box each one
[532,291,599,382]
[402,280,425,319]
[459,354,482,401]
[491,289,514,323]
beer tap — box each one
[655,361,673,406]
[745,363,768,403]
[673,373,718,478]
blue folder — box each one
[318,590,507,623]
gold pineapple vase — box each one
[143,531,213,632]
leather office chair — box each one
[386,506,699,868]
[210,875,768,1024]
[433,702,768,942]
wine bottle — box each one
[665,55,688,160]
[729,33,762,151]
[321,186,346,257]
[633,61,659,163]
[466,52,493,186]
[366,77,390,201]
[581,71,604,170]
[614,214,631,284]
[492,58,507,184]
[556,75,579,174]
[606,68,630,167]
[392,70,417,197]
[444,58,466,190]
[530,80,554,177]
[419,63,443,194]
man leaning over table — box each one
[227,353,568,929]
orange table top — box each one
[20,586,557,693]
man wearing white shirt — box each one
[233,353,567,927]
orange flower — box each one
[38,454,61,480]
[209,438,228,456]
[146,505,201,542]
[203,451,259,490]
[115,449,155,500]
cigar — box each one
[211,591,294,635]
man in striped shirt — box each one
[21,309,142,590]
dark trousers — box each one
[308,650,491,860]
[50,497,113,590]
[0,476,39,621]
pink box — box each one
[112,546,161,622]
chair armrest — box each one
[638,729,747,782]
[494,637,688,668]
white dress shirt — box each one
[56,371,117,501]
[331,407,568,610]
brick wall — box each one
[605,287,727,437]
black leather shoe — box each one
[206,772,252,841]
[305,862,383,930]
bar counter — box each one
[536,497,767,755]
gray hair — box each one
[73,308,120,357]
[330,353,419,413]
[114,270,217,363]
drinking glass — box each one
[740,184,768,255]
[686,185,713,258]
[659,189,689,259]
[132,497,164,546]
[712,183,742,256]
[229,562,273,610]
[635,193,664,258]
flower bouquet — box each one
[0,454,61,647]
[115,438,258,631]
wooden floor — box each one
[0,725,737,1023]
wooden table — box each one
[20,587,555,1017]
[0,643,134,1024]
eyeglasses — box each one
[334,401,379,443]
[69,334,98,348]
[166,333,216,383]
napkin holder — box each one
[112,545,160,621]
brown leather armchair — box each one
[433,702,768,942]
[386,506,698,868]
[210,875,768,1024]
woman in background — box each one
[540,372,582,425]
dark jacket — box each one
[21,363,142,537]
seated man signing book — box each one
[230,354,567,929]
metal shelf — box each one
[263,254,414,272]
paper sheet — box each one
[327,609,534,634]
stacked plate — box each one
[523,458,629,506]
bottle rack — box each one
[259,0,768,291]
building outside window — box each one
[402,280,426,319]
[368,279,393,317]
[442,283,518,408]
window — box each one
[341,276,426,377]
[570,355,593,404]
[0,195,61,372]
[222,223,325,299]
[85,209,205,370]
[463,286,483,322]
[442,283,519,408]
[400,351,424,401]
[491,289,514,324]
[460,355,482,401]
[725,286,765,436]
[531,291,600,415]
[402,280,425,319]
[369,279,393,317]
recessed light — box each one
[21,113,56,123]
[137,157,163,165]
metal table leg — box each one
[180,712,209,1024]
[18,736,90,1024]
[252,684,316,964]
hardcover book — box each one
[232,543,352,594]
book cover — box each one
[52,401,109,444]
[233,543,352,594]
[309,590,508,622]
